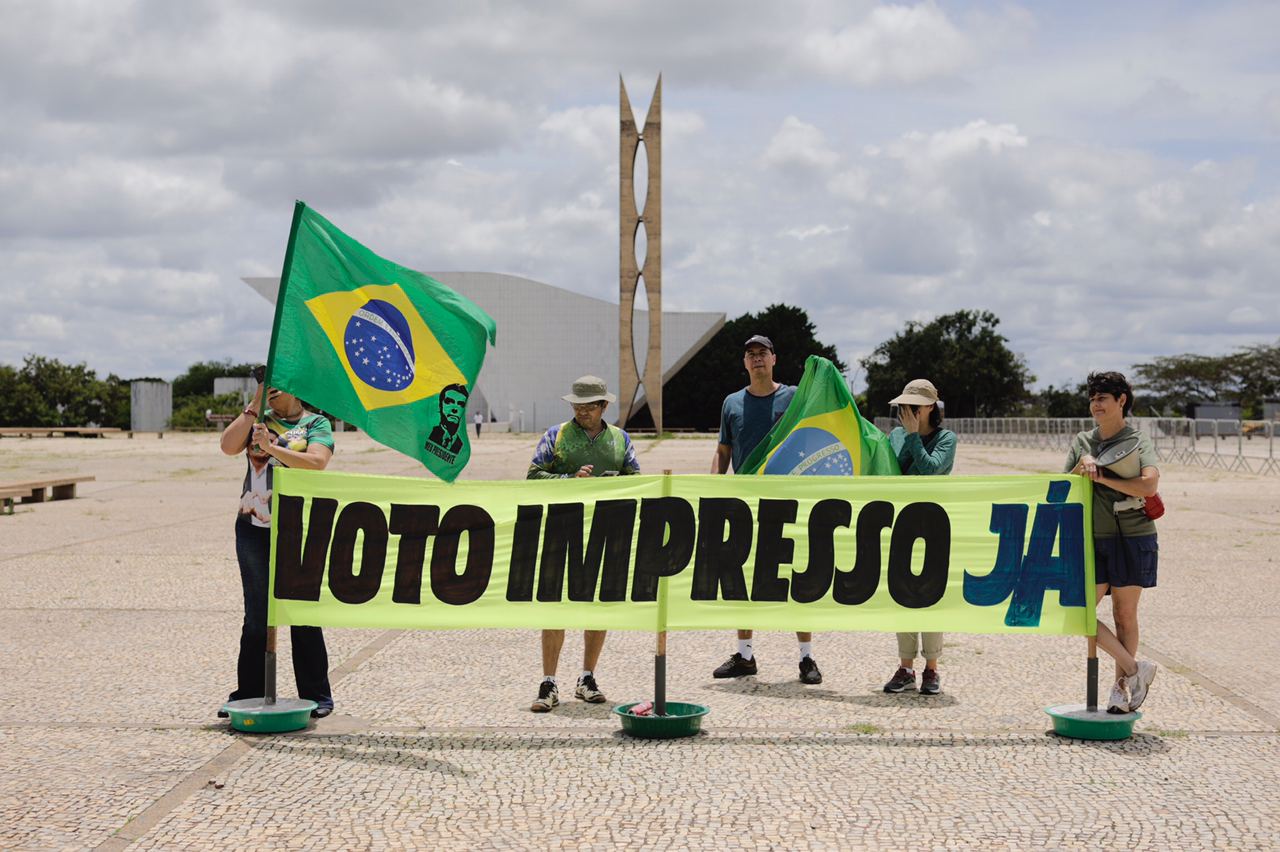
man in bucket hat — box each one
[526,375,640,711]
[709,334,823,685]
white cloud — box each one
[802,2,975,85]
[15,313,67,341]
[539,106,617,159]
[762,116,840,174]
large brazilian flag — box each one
[740,355,899,477]
[265,202,497,482]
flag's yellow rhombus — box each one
[305,283,466,411]
[758,407,866,476]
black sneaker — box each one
[574,674,607,703]
[216,706,229,719]
[883,666,916,693]
[713,653,758,679]
[799,656,823,685]
[311,704,334,719]
[919,668,941,695]
[530,680,560,712]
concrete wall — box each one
[130,381,172,432]
[213,377,256,405]
[427,272,723,433]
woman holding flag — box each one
[216,373,336,719]
[882,379,956,696]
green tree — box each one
[658,303,845,431]
[0,355,113,426]
[1130,353,1235,412]
[97,374,132,428]
[861,310,1033,419]
[1133,341,1280,418]
[1024,382,1089,417]
[171,392,244,429]
[1228,342,1280,418]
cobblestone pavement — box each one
[1,432,1277,850]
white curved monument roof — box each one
[244,272,723,433]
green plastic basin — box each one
[613,702,709,739]
[224,698,317,734]
[1045,703,1142,740]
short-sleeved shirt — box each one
[1064,425,1158,538]
[527,419,640,479]
[238,410,334,528]
[889,427,956,476]
[719,384,796,473]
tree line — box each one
[0,357,256,429]
[3,309,1276,429]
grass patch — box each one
[847,722,883,735]
[1147,728,1190,738]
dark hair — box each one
[439,384,469,410]
[1086,371,1133,416]
[892,403,944,429]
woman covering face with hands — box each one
[882,379,957,697]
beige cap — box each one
[889,379,940,406]
[562,375,616,404]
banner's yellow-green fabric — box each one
[269,469,1095,635]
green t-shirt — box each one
[1064,425,1158,538]
[238,410,334,528]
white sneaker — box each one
[1106,679,1130,714]
[574,674,607,704]
[1126,661,1158,711]
[530,681,559,712]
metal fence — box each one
[873,416,1280,475]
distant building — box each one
[243,272,723,433]
[130,380,171,432]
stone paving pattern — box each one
[1,432,1277,850]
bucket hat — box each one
[889,379,940,406]
[562,375,616,404]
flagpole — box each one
[654,469,672,716]
[262,200,307,705]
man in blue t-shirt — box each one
[709,334,822,685]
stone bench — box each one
[0,487,28,516]
[0,427,123,438]
[0,476,97,507]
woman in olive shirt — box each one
[1064,371,1159,713]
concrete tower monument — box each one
[618,75,662,431]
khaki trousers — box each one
[896,632,943,661]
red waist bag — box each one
[1144,493,1165,520]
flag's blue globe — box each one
[344,299,416,391]
[762,427,854,476]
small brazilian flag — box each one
[739,355,899,477]
[265,202,496,482]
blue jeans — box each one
[230,518,333,708]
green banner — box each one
[269,470,1096,635]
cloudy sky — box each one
[3,0,1278,389]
